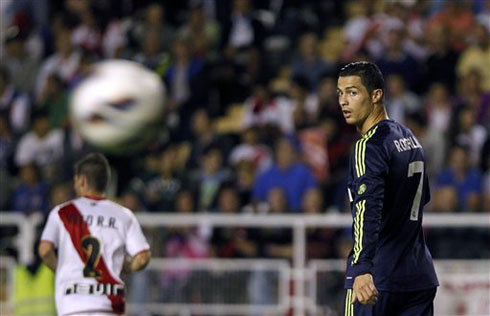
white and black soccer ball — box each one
[70,60,165,154]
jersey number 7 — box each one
[408,161,424,221]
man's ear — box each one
[75,174,87,188]
[372,89,383,104]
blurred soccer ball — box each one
[70,60,165,154]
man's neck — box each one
[358,105,388,136]
[80,189,105,199]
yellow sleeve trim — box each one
[352,199,366,265]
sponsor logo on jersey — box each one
[65,283,125,296]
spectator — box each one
[229,127,272,174]
[133,30,170,72]
[303,187,325,214]
[160,190,211,303]
[178,4,220,60]
[455,69,490,127]
[69,2,103,55]
[476,0,490,32]
[480,136,490,212]
[0,26,40,94]
[164,38,208,139]
[425,25,459,92]
[242,83,293,135]
[38,74,69,129]
[35,29,81,101]
[291,33,336,91]
[14,110,63,178]
[175,189,196,214]
[0,116,15,209]
[186,109,220,168]
[221,0,265,50]
[303,188,336,259]
[256,188,293,256]
[235,47,272,104]
[0,67,31,136]
[375,26,421,91]
[249,187,292,307]
[456,23,490,92]
[131,3,175,54]
[289,75,319,131]
[385,74,421,124]
[252,137,317,212]
[449,106,487,167]
[405,112,445,179]
[48,182,73,208]
[211,186,258,257]
[317,76,346,126]
[234,160,256,208]
[341,1,371,61]
[433,145,482,212]
[188,145,234,212]
[129,145,185,212]
[427,1,475,53]
[424,82,453,135]
[11,164,49,215]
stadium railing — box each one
[0,212,489,315]
[126,258,290,315]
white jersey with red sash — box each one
[40,196,149,315]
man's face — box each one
[337,76,374,127]
[276,139,295,169]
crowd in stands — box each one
[1,0,489,262]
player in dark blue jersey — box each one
[337,62,439,316]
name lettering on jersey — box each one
[393,136,421,153]
[65,214,117,229]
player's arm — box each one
[38,241,57,271]
[123,249,151,273]
[124,211,151,273]
[351,141,389,304]
[39,208,60,272]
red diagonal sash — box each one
[59,203,125,314]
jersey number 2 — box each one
[408,161,424,221]
[81,236,101,278]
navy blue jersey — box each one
[344,119,439,292]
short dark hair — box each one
[74,153,110,192]
[339,61,385,96]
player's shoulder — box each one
[101,199,138,221]
[366,119,416,148]
[357,120,392,151]
[48,198,78,216]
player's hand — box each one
[352,273,378,305]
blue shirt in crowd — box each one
[12,183,49,215]
[436,168,482,211]
[252,163,316,212]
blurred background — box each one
[0,0,489,315]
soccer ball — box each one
[70,60,165,154]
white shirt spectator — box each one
[15,129,63,167]
[229,143,273,173]
[35,51,81,101]
[0,85,30,134]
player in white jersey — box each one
[38,153,151,315]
